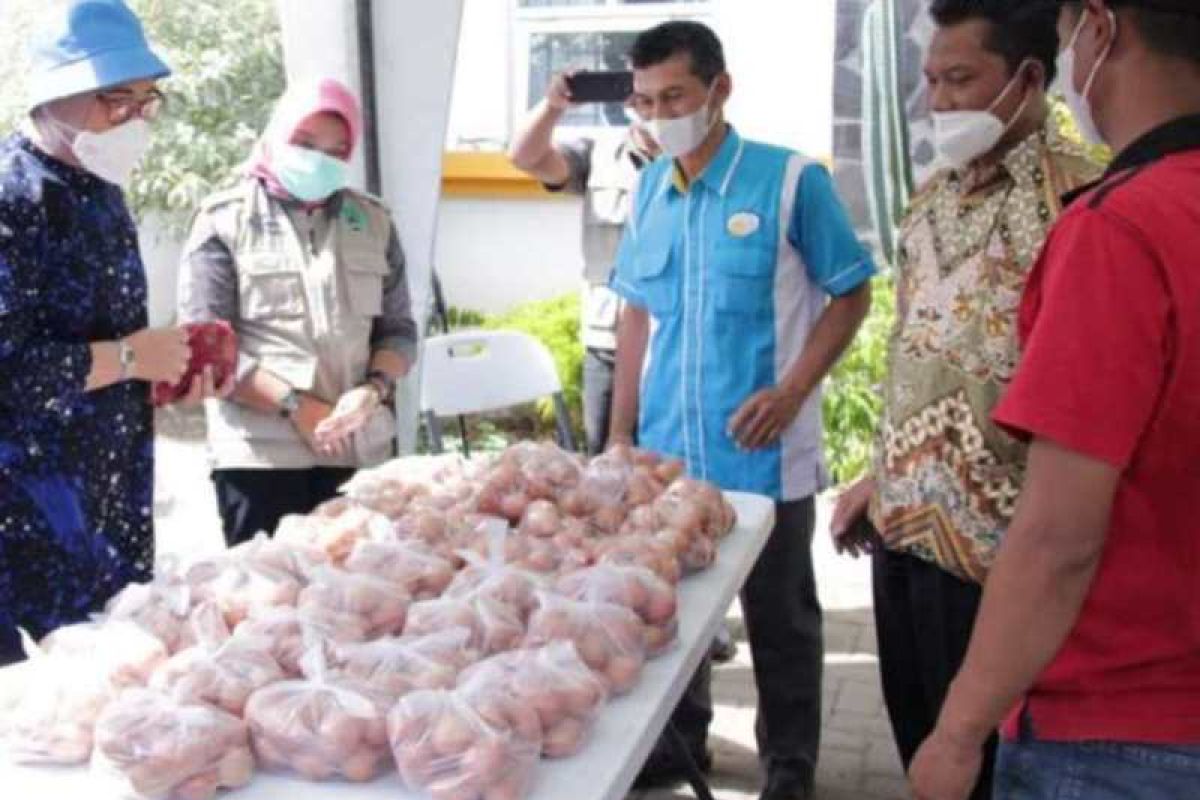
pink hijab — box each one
[247,77,362,202]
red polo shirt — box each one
[993,116,1200,744]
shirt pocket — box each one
[239,253,307,320]
[710,242,775,315]
[631,245,679,317]
[343,248,388,318]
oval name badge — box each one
[727,211,761,238]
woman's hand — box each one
[313,385,382,456]
[290,394,335,455]
[174,365,237,408]
[126,327,191,384]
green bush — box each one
[822,275,894,484]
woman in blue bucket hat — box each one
[0,0,227,665]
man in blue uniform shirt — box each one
[609,21,875,800]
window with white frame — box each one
[513,0,712,136]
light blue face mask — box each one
[273,143,349,202]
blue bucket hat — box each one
[27,0,171,109]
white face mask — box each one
[646,86,719,159]
[1056,10,1116,147]
[42,115,153,187]
[932,62,1033,169]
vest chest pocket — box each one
[239,254,307,320]
[710,242,775,315]
[631,245,678,317]
[343,248,388,318]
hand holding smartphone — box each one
[565,70,634,104]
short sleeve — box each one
[787,163,876,296]
[993,209,1171,469]
[543,138,593,196]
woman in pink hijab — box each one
[178,77,418,547]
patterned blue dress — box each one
[0,134,154,665]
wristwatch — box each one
[117,338,136,381]
[365,369,396,404]
[278,389,301,419]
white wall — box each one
[436,197,584,315]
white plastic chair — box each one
[418,329,578,454]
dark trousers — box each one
[873,546,997,800]
[668,497,824,782]
[582,346,617,456]
[211,467,356,548]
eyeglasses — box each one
[95,88,167,124]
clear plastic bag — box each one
[313,627,479,711]
[244,647,390,782]
[592,534,683,585]
[151,627,286,717]
[646,478,737,541]
[475,442,583,523]
[556,563,678,657]
[4,632,120,764]
[91,688,253,800]
[183,557,302,629]
[105,579,194,653]
[227,531,329,584]
[388,686,542,800]
[524,592,646,695]
[457,641,607,758]
[343,537,456,600]
[39,617,168,688]
[444,550,548,623]
[275,499,387,563]
[404,594,525,657]
[342,455,480,519]
[296,566,411,640]
[232,604,365,677]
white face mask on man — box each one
[40,113,152,187]
[932,61,1035,170]
[646,84,719,159]
[1056,10,1117,147]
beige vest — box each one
[201,180,396,470]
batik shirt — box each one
[0,134,154,662]
[869,122,1098,583]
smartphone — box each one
[152,320,238,406]
[567,70,634,104]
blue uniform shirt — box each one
[611,128,874,501]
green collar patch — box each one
[341,200,369,232]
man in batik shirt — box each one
[830,2,1099,798]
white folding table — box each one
[0,492,775,800]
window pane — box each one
[528,31,639,127]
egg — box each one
[543,716,586,758]
[431,712,475,756]
[484,772,531,800]
[645,588,677,625]
[173,771,219,800]
[293,752,334,781]
[463,737,507,780]
[217,748,254,788]
[605,655,642,693]
[576,631,610,670]
[342,749,381,782]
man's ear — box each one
[712,72,733,110]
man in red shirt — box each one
[908,1,1200,798]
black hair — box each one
[1062,1,1200,65]
[930,0,1061,86]
[629,20,726,86]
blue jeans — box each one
[995,736,1200,799]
